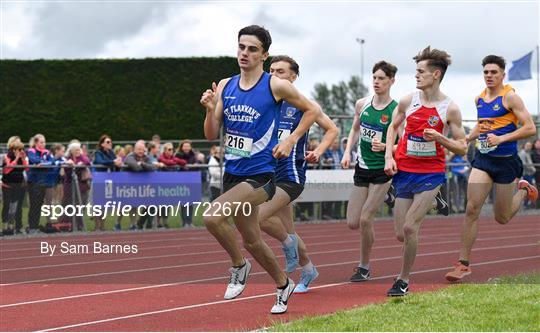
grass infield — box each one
[271,272,540,332]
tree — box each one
[311,75,368,116]
[311,75,368,140]
[311,83,335,115]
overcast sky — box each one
[2,0,539,122]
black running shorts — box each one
[223,172,276,200]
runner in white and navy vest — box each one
[259,55,338,294]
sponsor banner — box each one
[92,171,202,206]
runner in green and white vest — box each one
[341,61,399,283]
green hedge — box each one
[0,57,244,142]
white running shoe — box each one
[224,259,251,300]
[270,277,295,314]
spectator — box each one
[62,142,92,231]
[519,141,536,209]
[175,140,197,164]
[125,140,156,230]
[2,137,28,235]
[26,134,53,234]
[94,135,122,172]
[81,143,89,158]
[158,142,186,169]
[208,146,223,201]
[151,134,164,154]
[306,138,320,169]
[531,139,540,208]
[322,139,343,169]
[124,144,133,157]
[93,135,122,231]
[448,151,469,213]
[114,145,126,162]
[322,139,345,219]
[43,143,66,228]
[147,141,165,169]
[175,140,198,228]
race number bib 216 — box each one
[406,135,436,157]
[225,132,253,158]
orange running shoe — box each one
[445,262,472,282]
[518,180,539,202]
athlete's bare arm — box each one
[307,104,339,163]
[486,91,536,147]
[201,79,229,140]
[341,97,367,169]
[466,97,481,143]
[271,76,321,158]
[423,102,467,156]
[384,93,412,176]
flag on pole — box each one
[508,51,533,81]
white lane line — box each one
[2,227,538,272]
[1,233,537,286]
[36,254,540,332]
[1,242,536,308]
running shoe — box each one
[282,234,299,273]
[387,279,409,297]
[385,184,396,209]
[434,191,449,216]
[224,259,251,300]
[518,180,539,202]
[350,266,371,282]
[294,267,319,293]
[445,262,472,282]
[271,277,295,314]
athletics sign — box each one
[91,171,202,206]
[296,169,355,202]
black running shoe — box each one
[384,184,396,209]
[350,266,371,282]
[434,191,449,216]
[387,279,409,297]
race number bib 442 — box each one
[225,133,253,157]
[360,122,383,143]
[478,134,497,154]
[406,135,436,157]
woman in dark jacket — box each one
[2,137,28,235]
[92,135,122,231]
[94,135,122,172]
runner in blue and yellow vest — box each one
[445,55,537,282]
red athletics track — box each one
[0,214,538,331]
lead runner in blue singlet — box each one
[200,25,320,314]
[258,55,338,293]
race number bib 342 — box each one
[360,122,383,143]
[225,132,253,157]
[406,135,436,157]
[478,133,497,154]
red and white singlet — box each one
[395,90,451,173]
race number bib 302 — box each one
[406,135,436,157]
[225,132,253,157]
[478,133,497,154]
[360,122,383,143]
